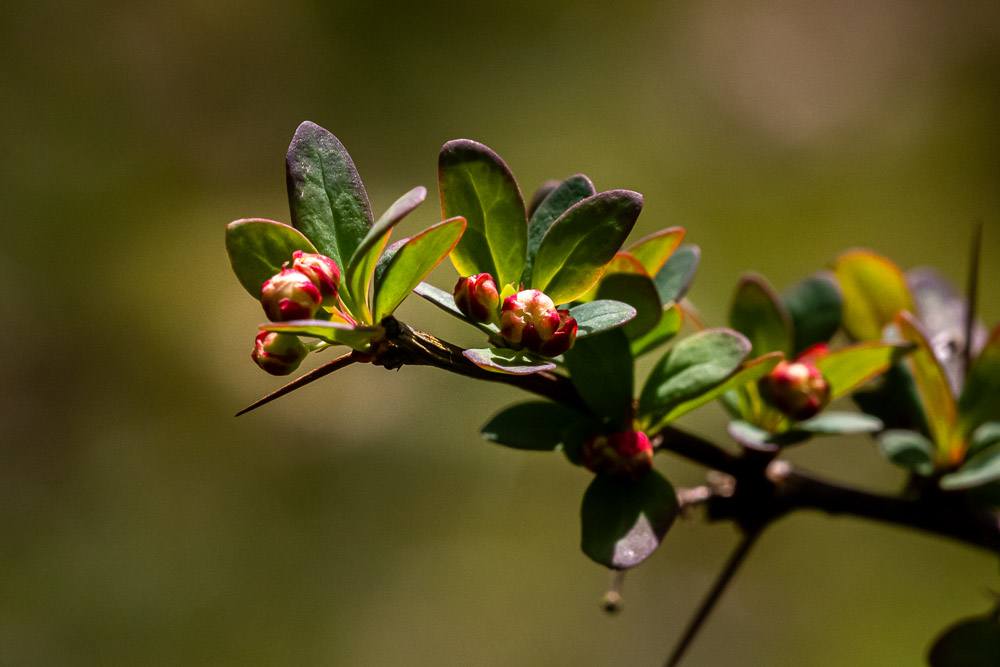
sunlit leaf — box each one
[286,121,373,269]
[580,470,678,569]
[833,249,914,341]
[462,347,556,374]
[627,227,685,277]
[653,244,700,305]
[523,174,595,286]
[781,272,842,355]
[563,329,634,427]
[225,218,318,297]
[568,300,637,339]
[413,281,465,319]
[878,429,935,476]
[439,139,527,286]
[814,341,911,400]
[729,272,793,356]
[261,319,384,352]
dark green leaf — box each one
[462,347,556,375]
[852,363,929,434]
[969,422,1000,457]
[285,121,373,269]
[568,300,637,339]
[439,139,527,286]
[526,180,561,219]
[523,174,595,286]
[480,401,593,452]
[580,470,678,569]
[877,429,935,476]
[225,218,318,297]
[631,304,683,358]
[959,324,1000,440]
[595,271,663,339]
[781,272,843,355]
[941,443,1000,490]
[796,411,883,435]
[563,329,634,427]
[729,272,793,356]
[653,244,700,305]
[532,190,643,305]
[928,607,1000,667]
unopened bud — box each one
[290,250,341,304]
[500,289,578,357]
[759,345,831,421]
[453,273,500,323]
[582,431,653,480]
[261,269,322,321]
[251,331,308,376]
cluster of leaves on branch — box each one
[225,121,1000,664]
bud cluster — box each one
[499,289,578,357]
[759,344,831,421]
[582,430,653,480]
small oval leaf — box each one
[833,249,914,342]
[568,300,637,339]
[462,347,556,375]
[523,174,596,285]
[225,218,318,298]
[781,272,843,355]
[877,429,936,476]
[653,244,700,305]
[729,272,793,357]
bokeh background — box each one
[3,1,1000,664]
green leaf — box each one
[526,180,561,219]
[727,420,811,451]
[627,227,685,277]
[261,319,384,352]
[729,272,793,356]
[651,352,783,426]
[796,411,883,435]
[631,304,683,358]
[225,218,318,297]
[372,217,466,321]
[568,300,637,339]
[877,429,935,476]
[814,341,911,400]
[563,329,634,427]
[523,174,595,285]
[832,249,914,341]
[345,186,426,324]
[531,190,643,305]
[462,347,556,375]
[439,139,527,286]
[958,324,1000,440]
[653,244,700,305]
[969,422,1000,457]
[638,328,752,416]
[413,281,465,319]
[928,608,1000,667]
[941,442,1000,490]
[285,121,373,269]
[852,363,929,434]
[580,470,678,569]
[480,401,593,452]
[595,271,663,340]
[781,272,843,355]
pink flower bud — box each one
[261,269,322,321]
[582,431,653,480]
[251,331,308,376]
[499,289,578,357]
[759,345,831,421]
[290,250,341,303]
[453,273,500,323]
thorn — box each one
[602,570,626,614]
[235,351,358,417]
[963,220,983,379]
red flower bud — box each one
[290,250,341,304]
[500,289,578,357]
[759,345,831,421]
[251,331,308,376]
[261,269,322,322]
[453,273,500,323]
[582,431,653,480]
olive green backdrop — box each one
[2,1,999,664]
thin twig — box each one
[665,529,762,667]
[963,220,983,377]
[235,351,358,416]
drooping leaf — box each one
[480,401,594,452]
[225,218,319,297]
[595,270,663,339]
[729,272,793,356]
[523,174,595,285]
[940,442,1000,490]
[627,227,685,277]
[958,324,1000,440]
[781,272,843,355]
[877,429,936,476]
[795,411,883,435]
[439,139,527,286]
[832,249,914,342]
[631,304,684,358]
[653,244,700,305]
[814,342,911,400]
[462,347,556,374]
[568,300,637,339]
[531,190,642,305]
[638,328,752,416]
[261,319,384,352]
[345,186,426,323]
[580,470,678,569]
[727,420,811,451]
[896,311,958,461]
[285,121,373,269]
[372,217,466,321]
[928,607,1000,667]
[563,329,634,427]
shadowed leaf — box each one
[878,429,935,476]
[631,304,684,358]
[928,605,1000,667]
[481,401,594,452]
[523,174,595,285]
[653,244,700,305]
[563,329,634,426]
[781,272,842,355]
[729,272,793,356]
[595,269,663,339]
[958,324,1000,440]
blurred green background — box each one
[3,1,1000,664]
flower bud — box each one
[290,250,341,304]
[500,289,578,357]
[261,269,322,321]
[251,331,308,376]
[453,273,500,323]
[759,345,831,421]
[582,431,653,480]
